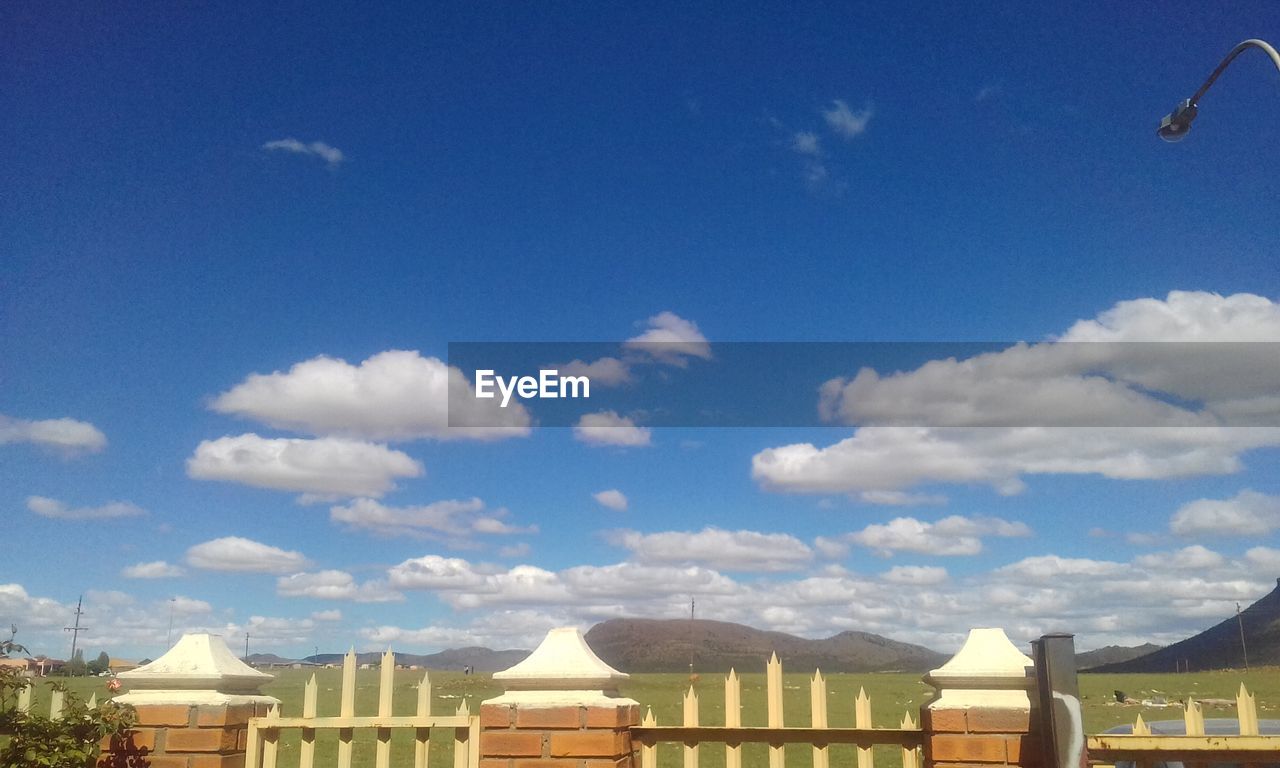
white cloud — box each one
[856,490,947,506]
[847,515,1030,557]
[0,415,106,454]
[791,131,822,157]
[311,609,342,621]
[823,99,872,138]
[276,570,403,602]
[623,311,711,365]
[881,565,948,585]
[557,357,632,386]
[121,561,185,579]
[262,138,344,167]
[186,433,422,498]
[1135,545,1225,570]
[994,555,1129,583]
[610,527,813,572]
[573,411,652,447]
[210,350,530,442]
[186,536,311,574]
[1245,546,1280,571]
[387,555,487,590]
[27,495,145,520]
[1170,490,1280,537]
[593,489,628,511]
[328,497,534,542]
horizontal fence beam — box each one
[1089,734,1280,761]
[632,726,923,748]
[257,715,473,730]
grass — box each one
[13,667,1280,768]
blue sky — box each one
[3,1,1279,661]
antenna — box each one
[244,633,250,662]
[64,595,89,665]
[166,598,176,648]
[688,597,695,676]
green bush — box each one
[0,667,136,768]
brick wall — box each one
[99,702,272,768]
[479,701,641,768]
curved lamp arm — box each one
[1158,38,1280,142]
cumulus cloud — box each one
[791,131,822,156]
[387,555,488,590]
[823,100,872,138]
[846,515,1030,557]
[755,292,1280,497]
[1135,545,1225,570]
[0,415,106,454]
[573,411,652,447]
[881,565,949,585]
[186,433,422,498]
[186,536,310,574]
[262,138,344,167]
[593,489,628,511]
[328,497,535,542]
[609,527,813,572]
[557,357,632,386]
[210,350,530,442]
[1170,490,1280,537]
[276,570,403,602]
[27,495,145,520]
[121,561,185,579]
[311,609,342,621]
[623,311,711,365]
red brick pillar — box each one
[97,633,279,768]
[100,702,272,768]
[921,628,1043,768]
[480,627,639,768]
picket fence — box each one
[630,654,923,768]
[1087,683,1280,766]
[14,682,96,718]
[245,649,480,768]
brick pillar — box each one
[99,633,279,768]
[921,628,1042,768]
[480,627,640,768]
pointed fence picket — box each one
[245,648,479,768]
[633,654,923,768]
[1087,684,1280,767]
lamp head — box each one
[1157,98,1197,142]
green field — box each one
[14,667,1280,768]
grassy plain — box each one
[15,667,1280,768]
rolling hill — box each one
[1094,578,1280,673]
[584,618,948,673]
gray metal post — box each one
[1032,633,1085,768]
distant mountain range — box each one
[1093,579,1280,673]
[1075,644,1163,670]
[584,618,949,673]
[247,646,530,672]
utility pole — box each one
[688,597,695,676]
[1237,602,1250,670]
[64,595,89,664]
[244,633,250,662]
[166,597,176,648]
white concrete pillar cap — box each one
[924,627,1035,711]
[486,627,637,708]
[114,633,278,706]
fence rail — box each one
[631,654,922,768]
[1087,683,1280,766]
[245,649,480,768]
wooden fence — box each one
[14,682,96,719]
[1087,683,1280,767]
[631,654,922,768]
[245,649,480,768]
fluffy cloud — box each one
[121,561,186,579]
[262,138,344,167]
[823,100,872,138]
[186,433,422,498]
[610,527,813,572]
[311,609,342,621]
[1170,490,1280,537]
[276,570,403,602]
[328,497,534,542]
[1135,545,1225,570]
[623,312,711,365]
[557,357,632,386]
[0,415,106,454]
[573,411,652,447]
[186,536,310,574]
[791,131,822,156]
[755,292,1280,497]
[593,489,628,511]
[846,515,1031,557]
[27,495,145,520]
[387,555,488,590]
[881,565,948,585]
[210,351,530,442]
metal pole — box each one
[1189,39,1280,107]
[1237,603,1250,670]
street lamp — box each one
[1157,38,1280,142]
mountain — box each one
[1076,644,1162,671]
[1094,578,1280,673]
[584,618,947,673]
[246,653,299,665]
[303,647,529,672]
